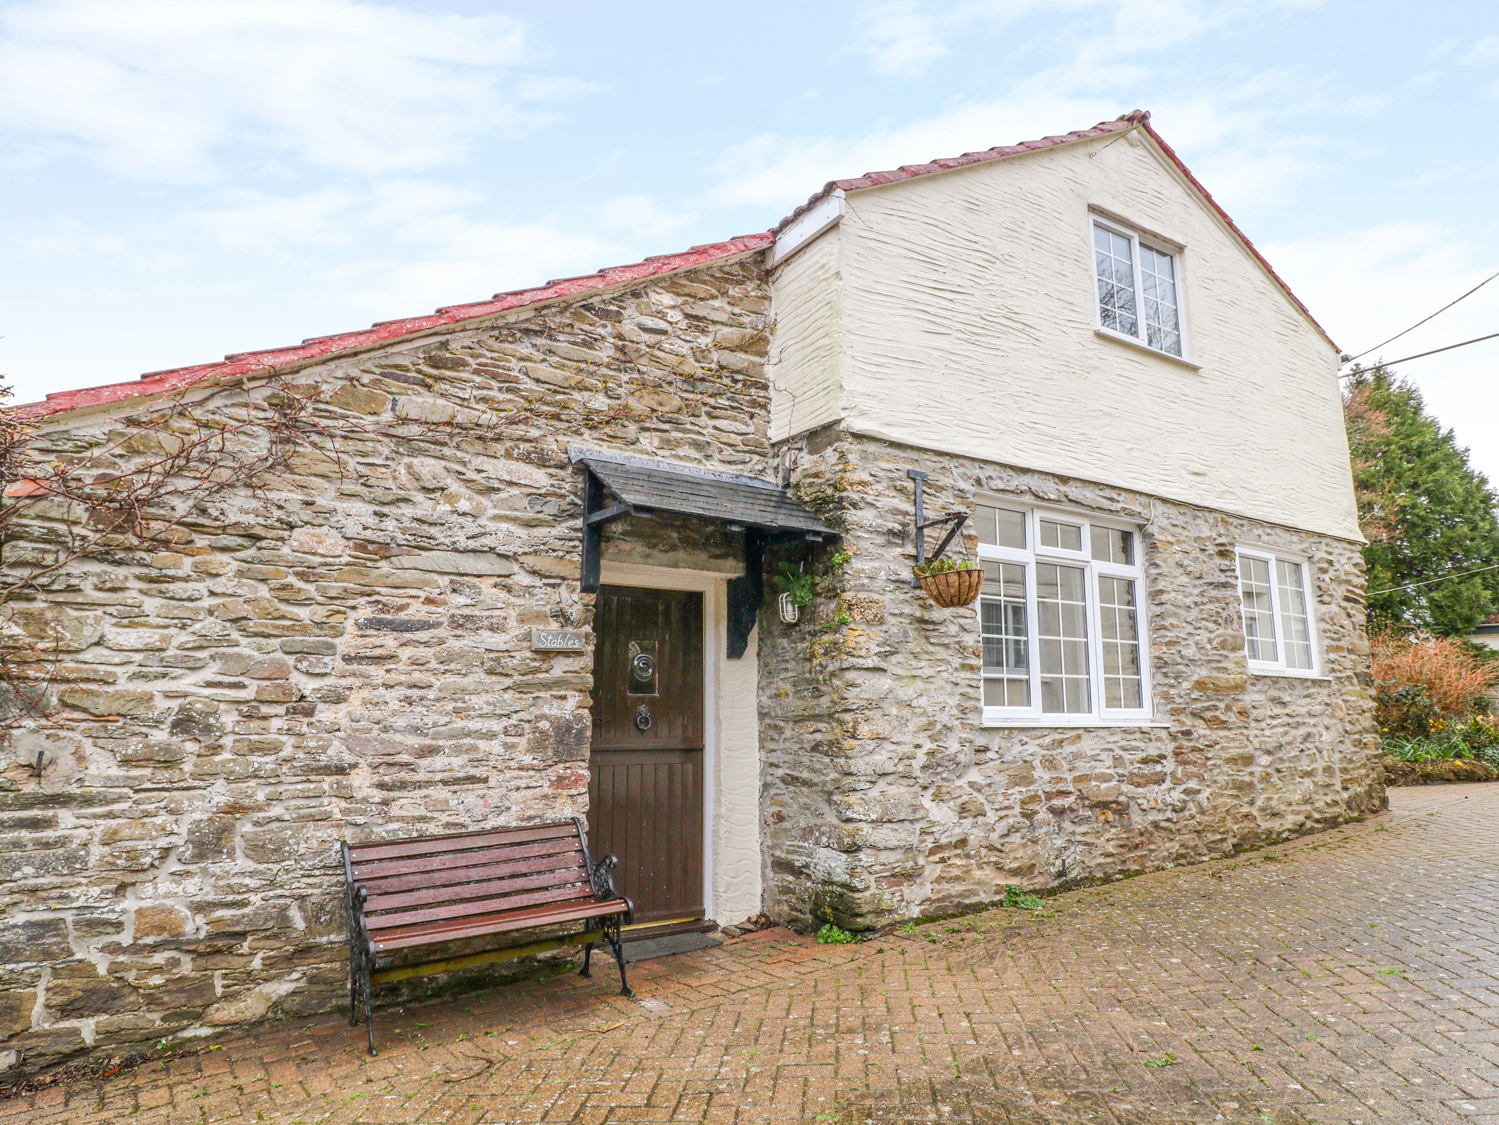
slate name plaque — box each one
[531,628,586,652]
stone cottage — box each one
[0,110,1381,1071]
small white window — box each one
[1236,548,1317,675]
[978,505,1151,724]
[1092,217,1184,357]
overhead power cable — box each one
[1344,330,1499,377]
[1368,561,1499,596]
[1345,268,1499,363]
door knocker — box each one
[635,704,652,731]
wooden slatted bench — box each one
[341,817,634,1054]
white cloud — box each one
[709,92,1120,210]
[0,0,581,180]
[180,188,360,255]
[594,195,698,241]
[1461,36,1499,67]
[851,1,953,79]
[846,0,1309,82]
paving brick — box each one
[10,785,1499,1122]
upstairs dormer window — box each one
[1092,216,1184,358]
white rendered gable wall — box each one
[770,132,1360,543]
[768,225,845,443]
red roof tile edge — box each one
[1132,114,1336,351]
[23,109,1336,421]
[772,109,1336,352]
[23,233,774,420]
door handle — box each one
[635,704,652,731]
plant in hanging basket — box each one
[913,556,982,607]
[771,561,816,624]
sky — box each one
[2,0,1498,483]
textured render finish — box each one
[760,427,1382,930]
[767,228,844,443]
[824,131,1360,542]
[0,258,773,1072]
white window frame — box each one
[1089,215,1189,361]
[977,505,1154,727]
[1235,546,1320,678]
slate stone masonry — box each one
[758,426,1383,931]
[0,256,772,1072]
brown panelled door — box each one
[589,586,705,928]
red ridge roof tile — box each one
[23,233,773,419]
[24,109,1335,421]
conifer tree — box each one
[1343,367,1499,636]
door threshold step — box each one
[621,917,716,942]
[622,931,722,963]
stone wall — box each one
[0,255,771,1072]
[758,426,1383,931]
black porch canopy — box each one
[569,447,836,658]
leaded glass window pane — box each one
[1094,225,1137,337]
[1039,519,1082,552]
[1140,245,1182,356]
[1238,555,1277,663]
[976,504,1025,549]
[1277,560,1314,670]
[1097,575,1142,709]
[1037,563,1090,713]
[981,561,1029,706]
[1090,526,1133,565]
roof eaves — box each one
[23,232,774,422]
[771,119,1136,235]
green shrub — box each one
[1384,716,1499,766]
[816,923,856,944]
[912,556,977,578]
[1371,631,1498,738]
[771,561,816,608]
[1001,885,1044,911]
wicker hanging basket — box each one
[918,566,982,608]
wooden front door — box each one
[589,586,705,928]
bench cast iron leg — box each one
[605,922,633,998]
[362,947,377,1056]
[579,941,593,978]
[348,939,361,1026]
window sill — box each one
[1247,668,1332,682]
[1094,327,1202,370]
[981,718,1170,729]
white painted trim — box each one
[769,191,845,270]
[595,561,760,924]
[1089,214,1192,364]
[981,720,1172,729]
[1233,547,1321,676]
[976,506,1153,725]
[1093,328,1203,371]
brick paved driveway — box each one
[10,783,1499,1124]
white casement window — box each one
[1236,547,1318,675]
[1092,216,1184,357]
[975,505,1151,724]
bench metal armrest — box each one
[341,843,376,959]
[573,816,634,925]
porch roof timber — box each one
[569,448,835,537]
